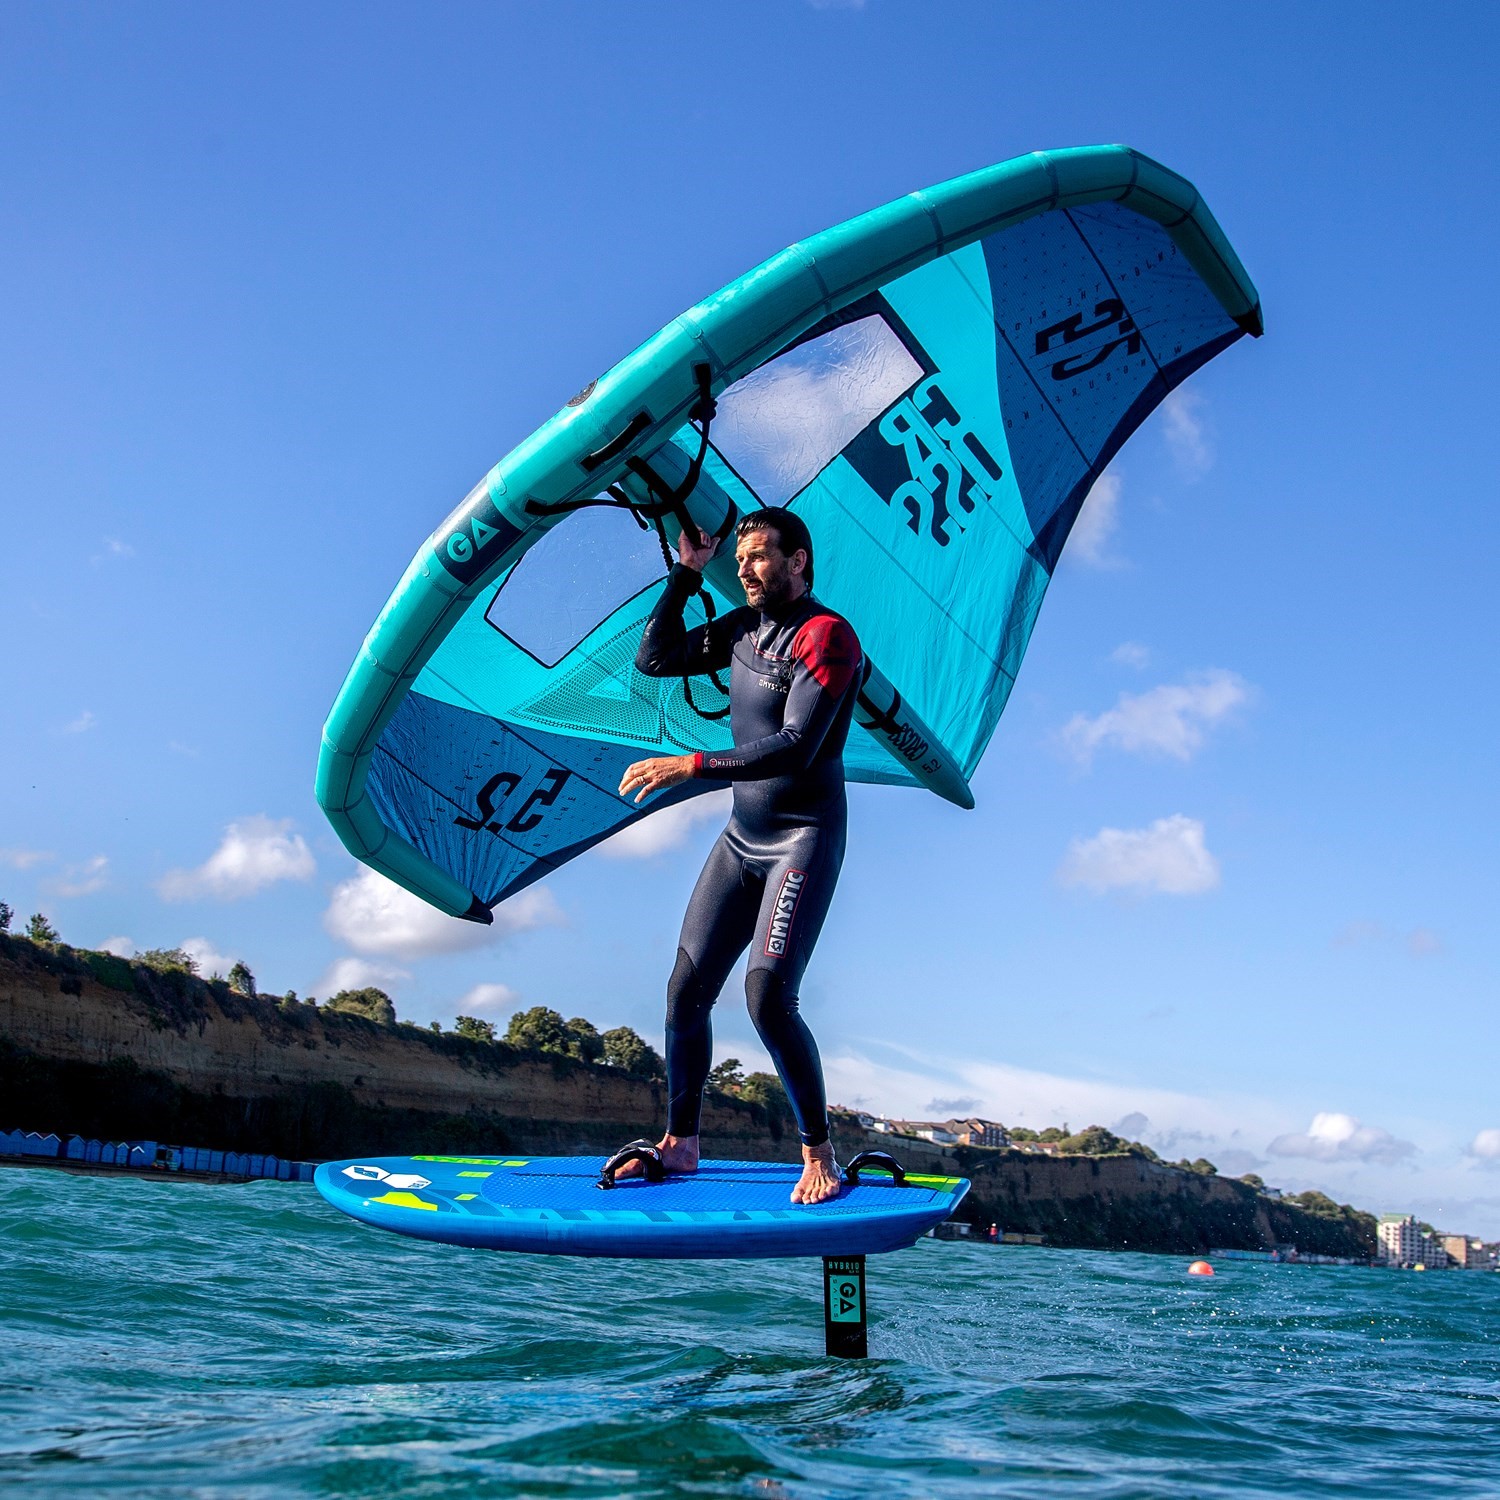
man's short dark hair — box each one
[736,507,814,588]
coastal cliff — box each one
[0,935,789,1160]
[950,1148,1376,1258]
[0,936,1376,1258]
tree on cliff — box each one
[138,947,198,975]
[505,1006,570,1053]
[26,913,60,944]
[707,1058,745,1094]
[1286,1189,1373,1230]
[0,901,12,933]
[565,1017,604,1063]
[600,1026,665,1080]
[739,1071,789,1115]
[1058,1125,1126,1156]
[699,1060,790,1120]
[455,1015,496,1042]
[1278,1190,1378,1256]
[326,987,397,1025]
[502,1006,608,1062]
[1175,1157,1218,1176]
[228,961,256,997]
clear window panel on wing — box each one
[712,316,924,505]
[486,505,667,667]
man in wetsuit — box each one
[616,507,862,1206]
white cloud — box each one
[91,537,135,565]
[323,867,562,960]
[100,936,135,957]
[52,855,109,898]
[314,955,410,997]
[1468,1129,1500,1164]
[1110,641,1150,669]
[1066,471,1123,567]
[822,1045,1281,1154]
[1062,670,1249,764]
[180,936,240,980]
[158,816,315,902]
[1160,388,1213,479]
[64,710,98,734]
[806,1042,1500,1234]
[595,790,732,859]
[1267,1112,1416,1166]
[926,1095,982,1116]
[0,848,52,870]
[1333,921,1446,958]
[1058,814,1220,896]
[455,982,520,1013]
[1212,1149,1267,1178]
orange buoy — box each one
[1188,1260,1214,1276]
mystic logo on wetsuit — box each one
[635,562,862,1151]
[765,868,806,957]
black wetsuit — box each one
[635,564,863,1148]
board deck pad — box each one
[315,1154,969,1260]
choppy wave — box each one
[0,1167,1495,1497]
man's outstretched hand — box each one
[619,754,698,805]
[678,527,717,572]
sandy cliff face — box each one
[1,950,642,1119]
[0,939,790,1160]
[954,1148,1278,1253]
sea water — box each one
[0,1167,1495,1498]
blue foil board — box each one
[314,1154,969,1260]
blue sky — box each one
[3,2,1497,1232]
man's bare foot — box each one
[611,1132,700,1180]
[790,1141,842,1205]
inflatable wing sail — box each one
[317,146,1261,921]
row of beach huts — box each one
[0,1129,317,1182]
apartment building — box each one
[1442,1235,1490,1270]
[1378,1214,1423,1266]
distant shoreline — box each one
[1,932,1381,1258]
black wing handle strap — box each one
[646,513,731,723]
[623,361,718,541]
[529,363,720,534]
[527,364,732,725]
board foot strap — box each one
[596,1140,667,1189]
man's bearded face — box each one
[735,527,805,610]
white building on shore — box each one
[1378,1214,1423,1266]
[1380,1215,1493,1269]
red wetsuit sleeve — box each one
[791,615,860,696]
